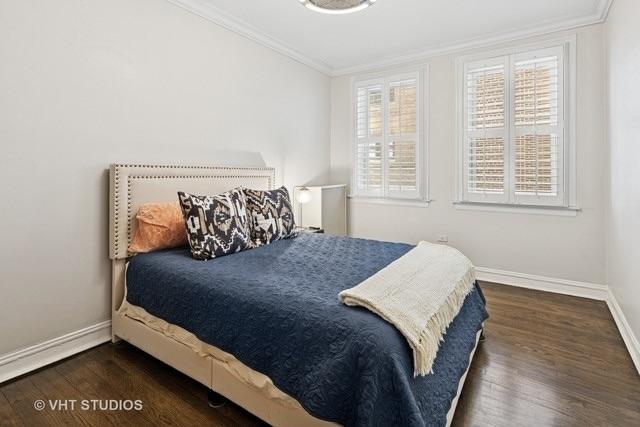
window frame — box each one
[350,67,429,204]
[455,36,577,211]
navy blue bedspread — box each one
[126,234,488,427]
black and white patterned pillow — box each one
[243,186,297,247]
[177,189,252,260]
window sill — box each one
[348,196,431,208]
[453,202,580,217]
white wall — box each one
[331,25,607,284]
[605,0,640,345]
[0,0,330,356]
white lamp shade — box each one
[297,188,312,204]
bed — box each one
[109,164,488,427]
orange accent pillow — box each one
[128,202,188,253]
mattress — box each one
[126,234,488,427]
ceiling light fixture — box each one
[298,0,377,15]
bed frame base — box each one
[113,304,483,427]
[112,306,337,427]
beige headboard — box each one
[109,164,275,260]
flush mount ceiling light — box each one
[298,0,377,15]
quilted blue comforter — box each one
[126,234,488,427]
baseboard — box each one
[0,321,111,384]
[475,267,609,300]
[606,291,640,374]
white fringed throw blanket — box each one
[339,241,476,376]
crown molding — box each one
[164,0,613,78]
[164,0,333,75]
[597,0,615,22]
[333,0,613,76]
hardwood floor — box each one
[454,283,640,426]
[1,282,638,426]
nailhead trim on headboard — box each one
[126,177,132,249]
[109,164,276,259]
[113,165,121,259]
[112,164,276,171]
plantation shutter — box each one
[463,58,508,203]
[387,77,419,198]
[512,46,564,205]
[460,45,566,206]
[354,72,422,200]
[355,83,384,196]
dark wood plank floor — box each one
[1,282,639,426]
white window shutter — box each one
[463,59,508,203]
[460,44,567,207]
[512,47,565,206]
[387,77,419,198]
[353,71,423,200]
[355,83,384,196]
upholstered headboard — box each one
[108,164,275,260]
[108,164,275,322]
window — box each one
[353,70,425,201]
[457,41,575,208]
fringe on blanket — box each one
[412,268,475,376]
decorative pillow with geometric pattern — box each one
[243,186,297,247]
[177,189,252,260]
